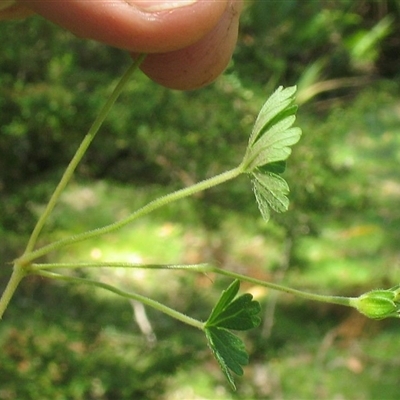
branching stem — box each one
[30,261,354,313]
[0,264,26,319]
[18,166,243,265]
[1,56,146,318]
[22,54,147,258]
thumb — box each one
[138,1,242,90]
[15,0,243,90]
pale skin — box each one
[2,0,243,90]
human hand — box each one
[2,0,243,90]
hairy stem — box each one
[0,263,26,319]
[192,264,354,307]
[211,266,354,307]
[35,270,204,330]
[30,262,209,271]
[31,262,355,307]
[1,56,146,319]
[82,262,353,308]
[32,261,355,308]
[22,54,147,257]
[18,166,243,264]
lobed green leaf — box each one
[252,170,289,222]
[246,125,302,171]
[241,86,302,222]
[204,280,261,389]
[206,293,261,331]
[206,279,240,326]
[249,86,298,147]
[205,326,249,390]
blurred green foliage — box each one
[1,1,400,398]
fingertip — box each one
[19,0,242,90]
[138,1,241,90]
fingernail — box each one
[129,0,197,12]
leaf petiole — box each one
[35,270,204,330]
[29,261,210,271]
[17,166,243,265]
[30,261,353,309]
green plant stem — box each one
[210,266,354,307]
[166,263,354,307]
[18,166,243,265]
[35,270,204,330]
[68,262,352,308]
[30,262,209,271]
[191,264,354,307]
[1,56,146,320]
[31,261,354,308]
[22,54,147,259]
[0,263,26,319]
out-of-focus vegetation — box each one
[1,1,400,398]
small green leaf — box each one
[247,125,301,171]
[205,327,249,390]
[241,86,302,222]
[207,279,240,326]
[249,86,298,147]
[206,293,261,330]
[252,170,289,222]
[204,280,261,390]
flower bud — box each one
[353,289,400,320]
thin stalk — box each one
[31,261,355,308]
[187,264,354,307]
[212,266,354,307]
[0,263,26,319]
[1,56,146,319]
[32,261,354,308]
[35,270,204,330]
[30,262,209,271]
[18,166,243,264]
[22,54,147,258]
[86,262,353,308]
